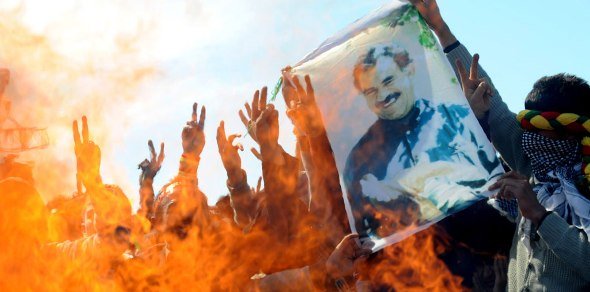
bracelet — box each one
[443,40,461,54]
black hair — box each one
[352,45,412,91]
[525,73,590,116]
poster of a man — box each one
[345,43,502,239]
[291,3,505,247]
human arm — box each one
[72,116,103,193]
[410,0,531,175]
[244,86,299,200]
[176,102,211,226]
[536,213,590,280]
[216,120,258,227]
[177,102,206,183]
[281,71,350,236]
[325,234,373,291]
[72,117,132,237]
[256,101,301,243]
[448,47,530,175]
[408,0,456,48]
[490,171,590,279]
[138,140,164,219]
[238,86,309,245]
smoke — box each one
[0,1,161,201]
[0,0,389,207]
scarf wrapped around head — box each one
[490,110,590,221]
[517,110,590,194]
[515,110,590,250]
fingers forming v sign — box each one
[182,102,206,157]
[190,102,206,129]
[455,54,492,118]
[72,116,101,193]
[139,140,165,180]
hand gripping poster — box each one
[289,1,504,250]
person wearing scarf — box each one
[408,0,590,290]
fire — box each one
[366,226,465,291]
[0,3,473,291]
[0,67,468,291]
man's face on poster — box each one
[355,48,415,120]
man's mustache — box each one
[376,92,401,109]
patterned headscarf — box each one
[517,110,590,193]
[521,131,580,182]
[491,110,590,221]
[516,110,590,250]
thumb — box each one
[472,82,488,101]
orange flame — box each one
[365,226,465,291]
[0,5,470,292]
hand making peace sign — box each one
[455,54,493,119]
[181,102,206,158]
[72,116,102,193]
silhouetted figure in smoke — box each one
[144,103,210,252]
[0,69,35,184]
[53,116,133,280]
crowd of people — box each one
[1,0,589,291]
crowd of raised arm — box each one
[1,0,589,291]
[0,61,377,290]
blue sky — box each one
[2,0,588,206]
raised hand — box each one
[456,54,492,119]
[281,71,325,138]
[408,0,445,32]
[182,102,206,158]
[138,140,165,182]
[72,116,102,192]
[138,140,164,218]
[408,0,457,47]
[255,103,280,154]
[216,120,244,175]
[239,87,268,144]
